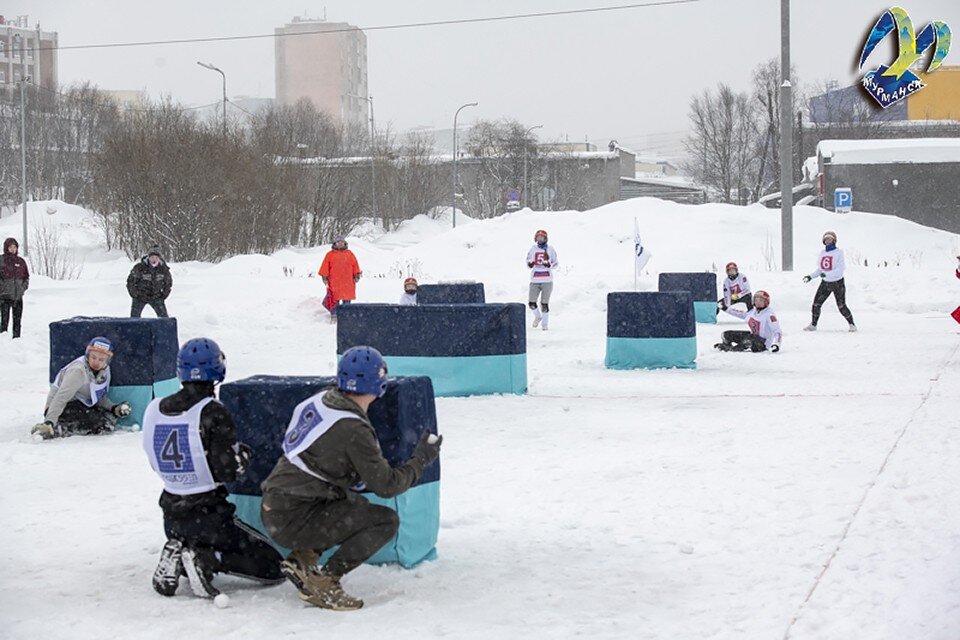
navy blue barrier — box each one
[658,272,719,324]
[605,292,697,369]
[337,304,527,396]
[49,317,180,426]
[416,283,485,305]
[219,375,440,568]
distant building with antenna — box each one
[275,16,368,129]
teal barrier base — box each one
[694,301,718,324]
[109,377,180,428]
[354,354,527,397]
[229,481,440,569]
[605,336,697,370]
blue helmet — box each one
[86,336,114,363]
[177,337,226,383]
[338,346,388,397]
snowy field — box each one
[1,199,959,639]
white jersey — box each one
[142,397,218,496]
[725,305,782,350]
[51,356,111,408]
[399,292,417,306]
[722,273,752,305]
[282,390,370,491]
[808,248,846,283]
[527,244,559,283]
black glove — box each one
[542,261,551,268]
[718,299,728,311]
[770,344,779,353]
[236,443,253,476]
[802,275,811,283]
[527,262,534,268]
[412,431,442,467]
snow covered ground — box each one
[1,199,958,639]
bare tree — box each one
[464,119,545,218]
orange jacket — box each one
[318,249,362,301]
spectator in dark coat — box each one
[1,237,29,339]
[127,245,173,318]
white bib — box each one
[142,396,219,496]
[283,391,370,491]
[53,356,111,407]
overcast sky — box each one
[14,0,958,158]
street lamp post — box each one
[523,124,543,209]
[348,93,377,227]
[452,101,478,228]
[779,0,793,270]
[19,76,30,256]
[197,61,227,136]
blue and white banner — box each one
[634,217,651,275]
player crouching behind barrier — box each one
[260,345,442,611]
[32,337,131,439]
[715,290,782,353]
[143,338,284,599]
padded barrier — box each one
[337,303,527,396]
[416,283,485,305]
[605,292,697,369]
[49,317,179,426]
[658,273,718,324]
[219,375,440,568]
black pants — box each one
[131,299,168,318]
[49,400,115,436]
[717,293,754,315]
[721,330,767,352]
[0,298,23,337]
[811,279,854,326]
[262,491,399,577]
[165,505,283,582]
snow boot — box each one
[541,312,549,331]
[532,308,542,328]
[848,324,858,332]
[803,324,817,332]
[182,547,220,598]
[152,539,184,597]
[713,342,732,352]
[280,549,322,599]
[300,570,364,611]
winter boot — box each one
[152,539,184,597]
[300,569,364,611]
[532,308,542,328]
[713,342,731,352]
[280,549,322,598]
[540,312,549,331]
[803,324,817,332]
[848,324,858,332]
[182,547,220,598]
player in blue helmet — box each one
[32,336,132,439]
[143,337,284,599]
[260,345,442,610]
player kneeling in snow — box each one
[715,290,782,353]
[718,261,752,314]
[31,337,131,439]
[399,277,418,305]
[143,338,284,599]
[260,346,442,610]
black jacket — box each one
[126,256,172,302]
[157,382,246,519]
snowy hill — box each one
[1,199,959,639]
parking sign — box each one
[834,188,852,213]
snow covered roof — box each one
[817,138,960,165]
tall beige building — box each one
[275,17,368,129]
[0,15,58,93]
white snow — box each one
[1,198,959,639]
[817,137,960,165]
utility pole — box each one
[523,125,543,209]
[19,76,30,256]
[348,93,377,227]
[779,0,793,270]
[197,62,227,137]
[452,101,478,228]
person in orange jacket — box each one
[318,237,362,323]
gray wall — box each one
[823,161,960,233]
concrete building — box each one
[0,15,57,93]
[275,17,367,128]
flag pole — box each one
[633,217,638,292]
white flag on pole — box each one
[634,217,651,275]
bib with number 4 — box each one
[142,396,218,495]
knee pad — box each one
[540,303,550,313]
[528,302,538,311]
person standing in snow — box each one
[399,277,418,305]
[718,261,752,313]
[715,290,782,352]
[0,237,29,339]
[31,337,132,439]
[802,230,856,332]
[260,346,442,610]
[526,229,559,331]
[143,337,284,599]
[318,237,362,323]
[127,245,173,318]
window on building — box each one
[0,41,5,56]
[27,39,33,58]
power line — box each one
[36,1,699,53]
